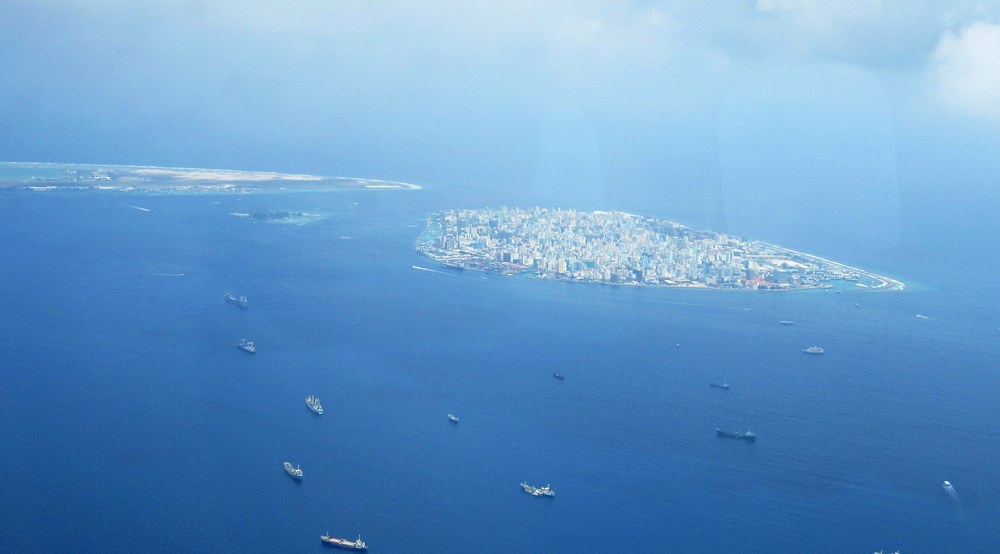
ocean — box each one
[1,184,998,553]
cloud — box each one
[933,21,1000,120]
[739,0,955,69]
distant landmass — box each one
[417,207,904,291]
[229,210,324,225]
[0,162,421,194]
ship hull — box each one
[321,538,367,551]
[224,293,248,308]
[716,429,755,441]
[284,463,303,479]
[521,483,555,497]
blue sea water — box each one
[1,186,999,553]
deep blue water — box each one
[1,186,998,553]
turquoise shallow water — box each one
[1,188,998,553]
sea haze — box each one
[0,186,998,553]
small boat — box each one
[779,320,794,325]
[306,395,324,415]
[447,413,459,423]
[943,480,953,490]
[803,346,824,354]
[520,482,555,497]
[716,428,756,441]
[321,533,367,551]
[552,372,565,380]
[238,338,256,353]
[916,314,930,319]
[284,461,303,479]
[710,382,730,390]
[224,292,248,308]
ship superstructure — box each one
[306,395,324,415]
[520,482,555,497]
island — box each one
[416,207,904,291]
[0,162,421,194]
[229,210,323,224]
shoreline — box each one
[418,253,880,292]
[0,162,422,192]
[761,242,905,291]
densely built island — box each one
[417,207,903,291]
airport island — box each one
[0,162,421,193]
[417,207,904,291]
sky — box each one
[1,0,999,264]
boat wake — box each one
[126,204,151,212]
[411,265,447,275]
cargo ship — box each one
[284,461,303,479]
[224,292,248,308]
[716,428,756,441]
[306,395,324,415]
[521,482,555,497]
[321,533,367,551]
[238,339,256,354]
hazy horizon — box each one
[3,1,1000,282]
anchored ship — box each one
[238,339,256,354]
[447,413,459,423]
[710,382,730,390]
[803,346,824,354]
[716,428,756,441]
[284,461,303,479]
[224,292,248,308]
[521,482,555,497]
[321,533,367,551]
[306,395,324,414]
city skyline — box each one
[419,207,902,290]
